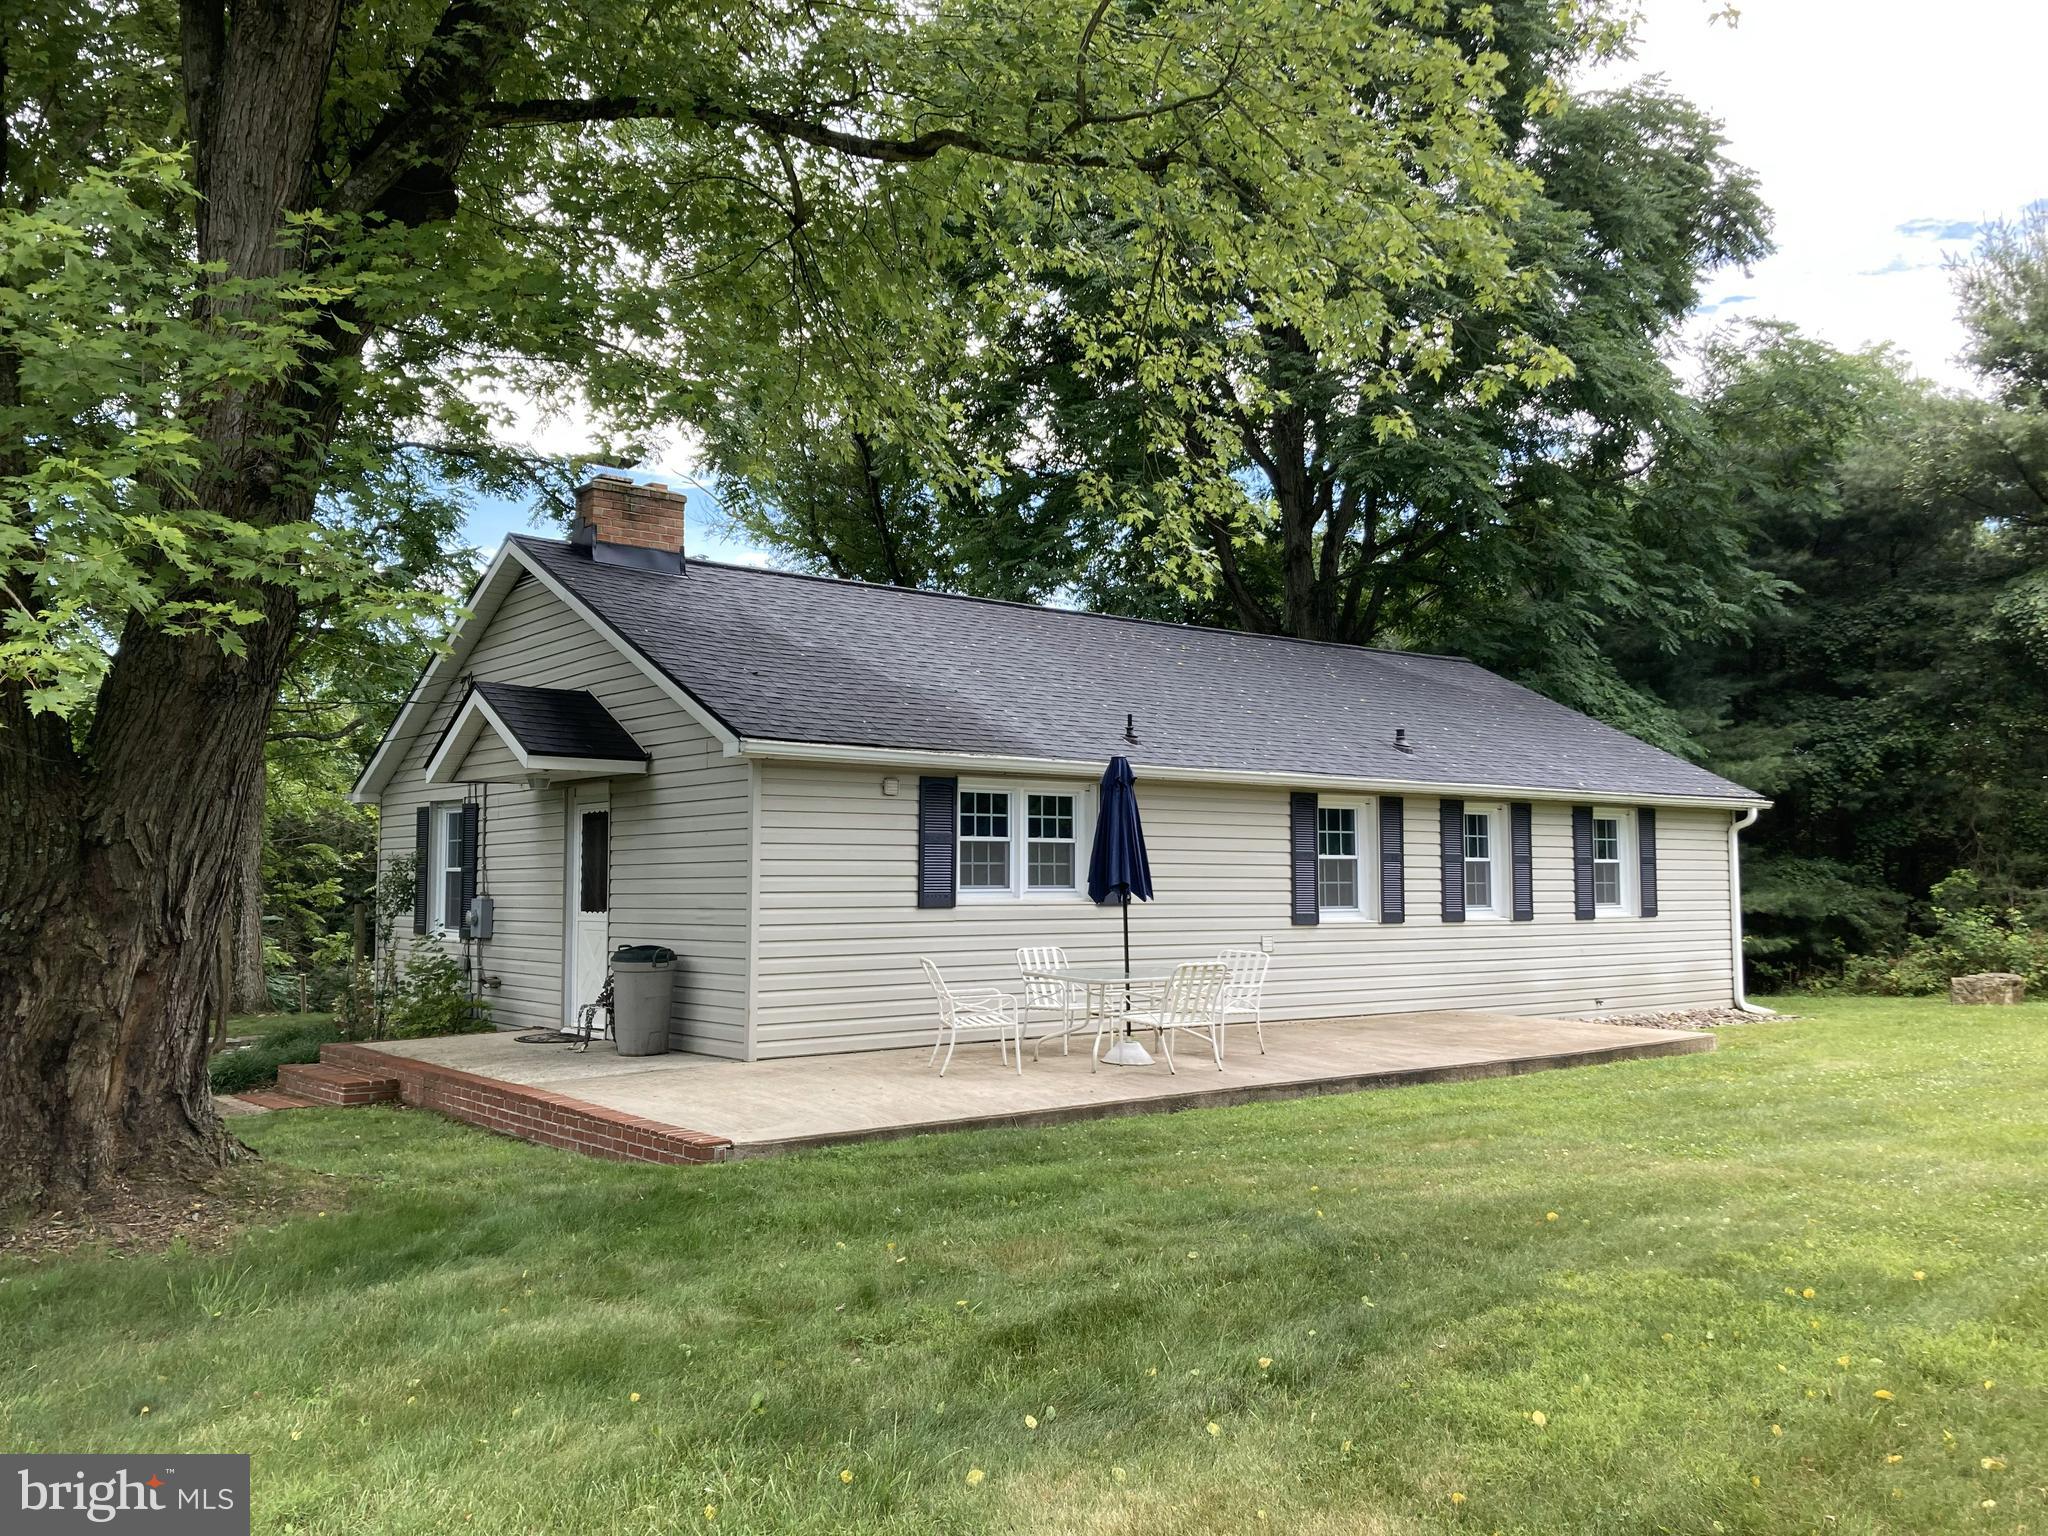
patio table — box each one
[1020,962,1180,1065]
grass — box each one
[4,994,2044,1534]
[210,1013,341,1094]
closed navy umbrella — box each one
[1088,756,1155,1064]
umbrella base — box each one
[1100,1037,1155,1067]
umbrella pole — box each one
[1122,889,1132,1036]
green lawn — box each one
[4,995,2044,1534]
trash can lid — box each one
[611,944,676,966]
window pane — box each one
[960,839,1011,889]
[1464,858,1492,910]
[1317,807,1356,857]
[1463,813,1490,861]
[444,869,464,927]
[1594,864,1622,906]
[1028,842,1075,889]
[443,811,464,869]
[1319,857,1358,910]
[1593,817,1620,862]
[959,791,1009,839]
[1027,794,1074,841]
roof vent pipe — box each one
[1394,728,1414,753]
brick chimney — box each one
[570,474,687,574]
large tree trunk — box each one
[0,0,344,1206]
[0,595,296,1204]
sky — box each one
[1590,0,2048,384]
[462,0,2048,559]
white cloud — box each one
[1586,0,2048,388]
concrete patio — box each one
[318,1011,1713,1162]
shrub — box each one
[385,939,493,1040]
[1842,871,2048,995]
[209,1019,341,1094]
[335,854,492,1040]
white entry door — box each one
[566,783,611,1030]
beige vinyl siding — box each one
[751,762,1736,1057]
[376,572,751,1056]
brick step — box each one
[275,1061,401,1107]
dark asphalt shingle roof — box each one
[472,680,646,762]
[512,536,1762,803]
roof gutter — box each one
[734,737,1773,813]
[1728,805,1773,1016]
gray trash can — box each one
[609,945,676,1056]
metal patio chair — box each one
[919,958,1023,1077]
[1017,946,1082,1058]
[1118,961,1231,1075]
[1215,948,1272,1054]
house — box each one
[351,476,1770,1059]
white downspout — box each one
[1729,806,1773,1016]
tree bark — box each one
[0,0,345,1206]
[229,763,268,1014]
[0,600,294,1202]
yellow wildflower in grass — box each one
[1750,1477,1761,1489]
[1783,1287,1797,1297]
[1873,1390,1895,1401]
[1770,1425,1782,1437]
[1912,1270,1925,1281]
[1111,1466,1127,1483]
[1341,1440,1353,1454]
[1024,1415,1038,1430]
[1984,1379,1996,1390]
[1545,1212,1559,1222]
[1258,1358,1273,1370]
[1801,1288,1815,1299]
[1147,1367,1158,1378]
[840,1469,854,1485]
[1981,1457,2005,1471]
[1450,1491,1466,1506]
[966,1468,985,1486]
[630,1393,641,1403]
[704,1505,717,1521]
[1982,1500,1997,1511]
[1837,1355,1852,1367]
[1206,1422,1221,1438]
[1529,1412,1546,1428]
[956,1300,967,1308]
[1886,1454,1902,1464]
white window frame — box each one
[1315,798,1376,920]
[1590,806,1634,914]
[431,801,467,933]
[956,781,1090,902]
[1461,803,1507,920]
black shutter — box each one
[579,810,610,912]
[1378,796,1404,924]
[457,802,480,937]
[1510,801,1534,921]
[412,806,430,934]
[917,776,958,909]
[1572,805,1596,920]
[1638,807,1659,917]
[1289,791,1319,926]
[1439,798,1465,923]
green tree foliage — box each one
[715,14,1776,743]
[1624,285,2048,986]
